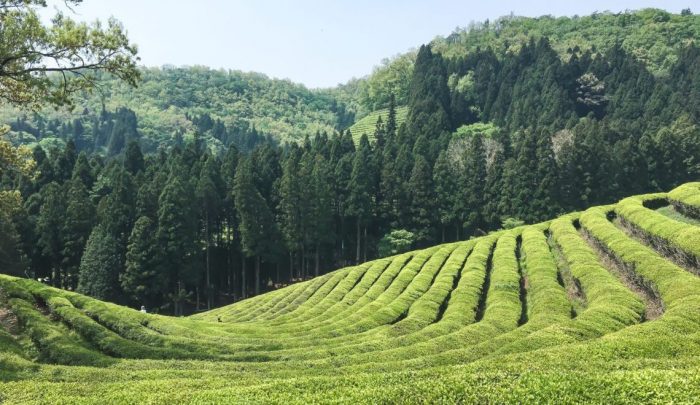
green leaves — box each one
[0,1,139,109]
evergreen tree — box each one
[308,155,333,276]
[54,140,77,182]
[386,93,398,139]
[157,172,198,315]
[278,149,304,278]
[234,157,279,297]
[405,44,452,147]
[220,145,240,295]
[195,156,224,309]
[77,224,121,301]
[122,216,160,308]
[347,135,374,263]
[459,134,487,234]
[60,179,95,289]
[408,155,437,245]
[333,153,353,263]
[36,182,65,286]
[123,140,145,175]
[433,150,458,242]
[71,151,94,189]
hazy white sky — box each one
[47,0,692,88]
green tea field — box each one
[1,182,700,403]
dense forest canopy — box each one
[343,8,700,117]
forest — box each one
[1,29,699,313]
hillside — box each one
[348,105,408,143]
[2,9,698,152]
[353,8,700,112]
[1,182,700,402]
[0,67,353,153]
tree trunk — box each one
[241,255,246,300]
[227,245,232,294]
[355,218,361,264]
[340,215,345,263]
[363,226,367,263]
[289,251,294,282]
[196,286,200,311]
[441,225,446,243]
[174,280,181,316]
[315,243,320,277]
[205,213,211,310]
[255,255,261,296]
[301,246,306,279]
[298,250,303,279]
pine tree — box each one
[97,168,136,245]
[482,143,506,229]
[77,224,121,301]
[433,150,457,242]
[278,149,304,278]
[107,108,138,156]
[221,145,240,295]
[333,153,353,263]
[408,155,437,245]
[60,179,95,289]
[123,140,145,175]
[308,155,333,276]
[234,157,278,297]
[386,93,398,139]
[347,134,374,263]
[55,140,77,182]
[122,216,160,308]
[373,116,386,148]
[195,156,223,310]
[36,182,65,286]
[157,172,197,315]
[459,134,487,234]
[530,129,562,220]
[405,44,452,145]
[71,152,94,189]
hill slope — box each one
[348,105,408,143]
[4,9,698,152]
[1,182,700,402]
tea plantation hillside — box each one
[1,183,700,403]
[348,106,408,143]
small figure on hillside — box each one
[140,305,147,314]
[217,316,222,323]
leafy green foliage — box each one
[0,0,139,109]
[77,224,120,301]
[378,229,415,257]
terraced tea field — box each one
[1,182,700,403]
[348,106,408,143]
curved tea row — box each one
[1,183,700,403]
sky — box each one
[46,0,693,88]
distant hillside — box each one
[351,8,700,114]
[2,182,700,401]
[3,9,697,152]
[0,67,355,153]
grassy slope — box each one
[348,106,408,143]
[1,183,700,403]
